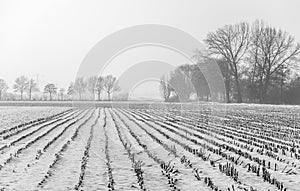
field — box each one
[0,103,299,191]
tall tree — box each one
[28,78,39,100]
[103,75,119,101]
[205,22,250,103]
[215,59,232,103]
[0,79,8,100]
[168,67,194,101]
[74,77,86,100]
[44,83,57,101]
[67,82,74,98]
[14,76,29,100]
[189,64,211,101]
[95,76,104,101]
[159,75,171,102]
[249,21,300,103]
[87,76,97,100]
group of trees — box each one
[206,20,300,104]
[0,75,119,101]
[160,20,300,104]
[0,79,9,100]
[160,64,210,102]
[0,76,40,101]
[67,75,120,101]
[0,75,62,101]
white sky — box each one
[0,0,300,96]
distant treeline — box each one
[0,75,122,101]
[160,20,300,105]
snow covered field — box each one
[0,107,71,132]
[0,104,299,191]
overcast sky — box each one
[0,0,300,98]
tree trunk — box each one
[259,76,270,104]
[225,78,231,103]
[258,76,263,103]
[234,74,242,103]
[0,92,2,100]
[262,82,269,103]
[20,91,23,100]
[249,85,254,102]
[49,93,52,101]
[280,76,284,104]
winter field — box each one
[0,103,299,191]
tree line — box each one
[0,75,120,101]
[160,20,300,104]
[1,20,300,104]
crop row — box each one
[37,109,95,187]
[131,109,292,190]
[109,109,148,191]
[110,109,181,191]
[119,109,244,191]
[102,111,115,191]
[0,109,73,136]
[74,109,100,190]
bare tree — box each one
[44,83,57,101]
[103,75,119,101]
[0,79,8,100]
[74,77,86,100]
[28,78,39,100]
[159,75,171,102]
[249,20,300,103]
[14,76,29,100]
[95,76,104,101]
[168,67,194,101]
[205,22,250,103]
[87,76,97,100]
